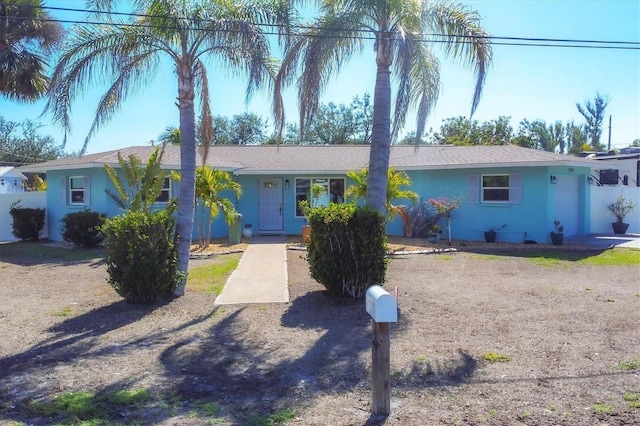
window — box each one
[482,175,509,202]
[295,177,345,217]
[156,177,171,203]
[140,177,171,203]
[69,176,86,204]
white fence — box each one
[0,192,47,242]
[590,186,639,235]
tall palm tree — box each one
[0,0,63,101]
[276,0,491,214]
[46,0,289,296]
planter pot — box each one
[484,231,497,243]
[550,232,564,246]
[301,225,311,242]
[611,222,629,235]
[428,235,437,243]
[242,228,253,238]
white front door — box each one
[554,174,580,236]
[258,178,283,232]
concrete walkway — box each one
[214,235,289,305]
[565,233,640,249]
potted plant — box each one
[301,183,328,241]
[607,196,637,235]
[484,224,506,243]
[428,224,440,243]
[550,220,563,245]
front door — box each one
[258,178,283,232]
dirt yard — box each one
[0,239,639,425]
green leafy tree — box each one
[195,167,242,247]
[46,0,288,297]
[104,147,177,215]
[0,117,64,166]
[283,94,373,145]
[630,139,640,147]
[576,93,609,151]
[565,121,588,155]
[433,116,481,145]
[276,0,492,215]
[209,113,267,145]
[345,167,418,221]
[549,121,564,153]
[0,0,63,101]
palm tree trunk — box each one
[173,67,197,297]
[367,62,392,215]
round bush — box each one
[102,211,182,303]
[307,204,387,298]
[60,210,106,247]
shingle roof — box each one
[18,144,606,173]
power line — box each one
[8,4,640,51]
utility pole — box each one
[607,115,612,151]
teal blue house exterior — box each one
[20,144,605,244]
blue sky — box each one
[1,0,638,155]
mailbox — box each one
[366,285,397,322]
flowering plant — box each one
[428,195,464,217]
[607,196,636,223]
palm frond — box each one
[425,1,492,115]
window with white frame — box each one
[156,177,171,202]
[482,175,510,202]
[295,177,345,217]
[69,176,87,204]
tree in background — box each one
[576,93,608,151]
[0,0,63,101]
[283,94,373,145]
[208,113,267,145]
[433,116,481,145]
[46,0,289,297]
[0,117,64,166]
[158,126,181,146]
[276,0,491,215]
[433,116,512,146]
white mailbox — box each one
[366,285,397,322]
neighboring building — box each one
[584,150,640,188]
[19,144,609,243]
[0,167,27,194]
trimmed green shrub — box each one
[306,204,387,298]
[102,211,182,303]
[60,210,106,247]
[9,204,45,241]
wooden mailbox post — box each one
[365,285,398,415]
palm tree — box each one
[46,0,289,296]
[0,0,63,101]
[276,0,491,214]
[195,167,242,247]
[158,126,181,146]
[345,167,418,221]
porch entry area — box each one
[258,177,283,234]
[553,174,580,236]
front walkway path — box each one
[213,235,289,305]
